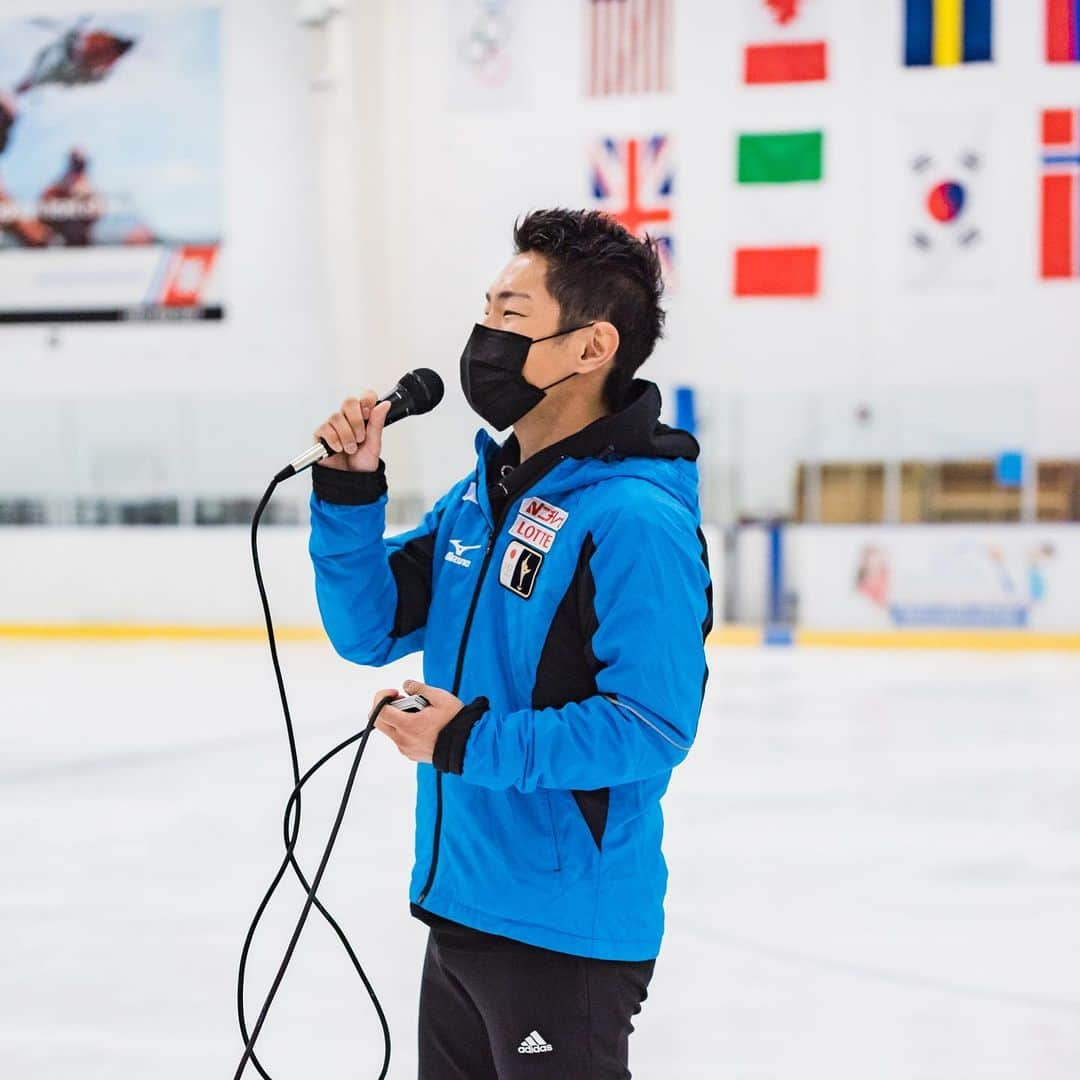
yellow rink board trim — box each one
[0,623,1078,652]
[793,629,1080,652]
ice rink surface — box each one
[2,640,1078,1079]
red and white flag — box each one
[585,0,673,96]
[742,0,828,85]
[734,247,820,297]
[1040,108,1080,278]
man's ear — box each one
[576,321,619,373]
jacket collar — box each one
[470,379,699,522]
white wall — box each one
[374,0,1080,510]
[3,1,1080,629]
[5,1,1077,510]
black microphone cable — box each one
[233,471,393,1079]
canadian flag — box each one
[743,0,829,84]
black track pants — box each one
[417,922,656,1078]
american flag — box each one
[589,135,674,278]
[585,0,673,96]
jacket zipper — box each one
[416,484,513,906]
[417,451,574,905]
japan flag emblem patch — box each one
[499,541,544,599]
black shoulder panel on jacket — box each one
[388,531,438,638]
[696,526,714,640]
[697,525,713,703]
[532,533,601,708]
[532,533,610,853]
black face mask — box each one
[459,321,596,431]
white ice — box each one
[1,641,1078,1078]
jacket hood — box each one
[472,378,702,517]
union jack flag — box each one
[589,135,675,279]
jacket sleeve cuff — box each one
[432,696,489,775]
[312,459,387,505]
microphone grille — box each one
[403,368,444,414]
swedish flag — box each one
[905,0,993,66]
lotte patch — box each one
[499,541,544,599]
[508,512,556,553]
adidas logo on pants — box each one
[518,1030,553,1054]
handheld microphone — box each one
[276,367,444,482]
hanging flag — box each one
[584,0,673,96]
[742,0,828,85]
[737,131,824,183]
[902,118,990,289]
[904,0,993,67]
[734,246,820,296]
[1047,0,1080,62]
[733,125,826,297]
[1040,108,1080,278]
[589,135,674,278]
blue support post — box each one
[674,386,697,437]
[764,520,793,646]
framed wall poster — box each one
[0,8,223,323]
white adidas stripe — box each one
[517,1028,554,1053]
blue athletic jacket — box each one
[307,379,712,960]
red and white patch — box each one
[518,496,569,531]
[508,513,556,553]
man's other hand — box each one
[372,679,465,765]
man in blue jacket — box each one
[308,208,712,1078]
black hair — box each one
[512,208,666,411]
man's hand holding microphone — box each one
[312,391,392,473]
[283,367,443,481]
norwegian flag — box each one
[589,135,675,278]
[585,0,673,96]
[1041,108,1080,278]
[1047,0,1080,61]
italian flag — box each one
[734,129,824,297]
